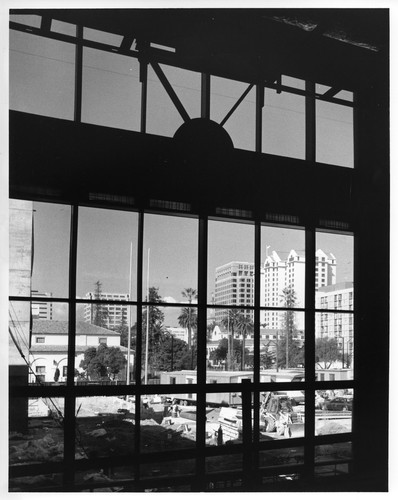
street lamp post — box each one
[336,336,345,369]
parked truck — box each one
[260,392,304,438]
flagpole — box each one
[126,242,132,385]
[144,248,150,385]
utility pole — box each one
[144,248,150,385]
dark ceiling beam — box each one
[149,61,191,123]
[322,87,342,99]
[9,10,386,93]
[220,84,254,127]
[120,35,136,52]
[40,15,52,32]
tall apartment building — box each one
[84,292,130,331]
[259,248,336,330]
[315,281,354,367]
[214,262,254,323]
[31,291,53,320]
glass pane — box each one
[140,459,196,481]
[143,213,198,301]
[206,393,244,446]
[9,300,30,388]
[33,202,71,298]
[211,76,255,151]
[76,305,135,384]
[259,445,304,468]
[315,442,352,463]
[261,225,306,313]
[51,19,76,36]
[75,396,135,461]
[260,311,305,373]
[315,312,354,378]
[315,231,353,291]
[76,207,138,301]
[84,28,123,46]
[206,454,243,474]
[10,31,75,119]
[10,14,42,27]
[281,75,306,90]
[82,48,141,131]
[315,231,354,379]
[315,389,353,436]
[316,100,354,168]
[208,220,255,310]
[9,397,64,491]
[9,199,34,297]
[9,300,68,386]
[207,308,254,375]
[30,302,69,383]
[140,394,196,452]
[147,65,185,137]
[161,64,201,118]
[145,306,196,383]
[10,200,71,298]
[262,88,305,159]
[260,390,305,441]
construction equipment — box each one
[260,392,304,438]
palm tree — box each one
[181,288,197,350]
[178,307,197,333]
[221,309,241,370]
[280,287,297,369]
[236,314,254,370]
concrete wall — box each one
[9,199,33,432]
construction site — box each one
[9,392,352,491]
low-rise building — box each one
[29,320,131,383]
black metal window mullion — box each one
[251,220,261,488]
[134,211,144,481]
[74,25,83,123]
[194,214,208,490]
[303,81,316,482]
[64,204,79,488]
[255,84,264,153]
[201,73,210,119]
[305,80,316,163]
[304,226,316,481]
[139,54,148,133]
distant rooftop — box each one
[317,282,353,293]
[32,320,121,336]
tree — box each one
[115,307,129,347]
[207,320,217,342]
[92,280,109,328]
[142,287,165,377]
[79,344,126,381]
[260,342,276,369]
[181,288,197,350]
[221,309,241,370]
[178,306,197,369]
[211,337,246,369]
[278,287,303,369]
[315,336,341,369]
[156,333,191,371]
[236,314,253,370]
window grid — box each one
[9,204,356,491]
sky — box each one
[9,7,354,329]
[30,201,353,327]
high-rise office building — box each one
[84,292,130,331]
[31,291,53,320]
[214,262,254,323]
[213,250,336,330]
